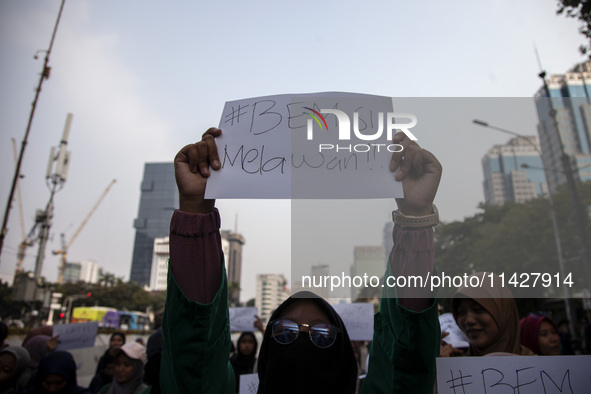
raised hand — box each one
[174,128,222,213]
[390,132,442,216]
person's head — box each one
[453,298,499,351]
[112,342,146,387]
[237,332,257,357]
[0,345,29,387]
[22,334,52,369]
[520,314,560,355]
[109,332,126,348]
[34,350,79,393]
[143,328,162,391]
[98,348,116,380]
[0,352,16,384]
[557,320,570,334]
[257,291,357,394]
[452,272,522,356]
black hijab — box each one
[230,331,258,392]
[25,351,89,394]
[230,332,258,374]
[257,291,357,394]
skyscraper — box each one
[130,162,177,286]
[535,60,591,194]
[482,137,546,205]
[149,236,169,291]
[221,230,245,304]
[350,246,385,301]
[255,273,289,323]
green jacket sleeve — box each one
[160,263,235,393]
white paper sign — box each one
[333,303,374,341]
[239,373,259,394]
[436,355,591,393]
[53,321,98,350]
[206,92,405,199]
[439,313,470,349]
[229,307,258,332]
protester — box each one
[88,350,115,394]
[142,328,162,394]
[519,313,561,355]
[0,345,30,394]
[557,320,575,355]
[229,331,258,392]
[107,333,126,349]
[21,327,53,348]
[161,128,442,393]
[21,334,60,388]
[258,292,358,393]
[23,350,90,394]
[89,332,126,393]
[452,273,533,356]
[99,342,148,394]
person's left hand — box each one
[390,132,442,216]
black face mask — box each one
[259,333,346,393]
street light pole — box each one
[537,71,591,292]
[473,119,577,339]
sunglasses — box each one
[271,319,339,348]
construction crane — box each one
[53,179,116,284]
[12,137,28,275]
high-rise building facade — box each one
[221,230,245,304]
[350,246,385,301]
[63,260,99,284]
[535,60,591,194]
[149,236,169,291]
[130,163,177,286]
[255,273,289,324]
[482,137,546,205]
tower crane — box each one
[53,178,116,284]
[12,138,28,275]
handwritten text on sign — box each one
[332,302,374,341]
[436,355,591,393]
[206,92,407,199]
[229,307,258,333]
[53,321,98,350]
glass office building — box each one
[482,136,546,205]
[535,61,591,193]
[129,162,177,286]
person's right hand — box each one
[174,128,222,213]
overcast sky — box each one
[0,0,586,301]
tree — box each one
[435,181,591,298]
[557,0,591,56]
[55,278,166,313]
[0,281,27,320]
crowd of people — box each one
[0,328,163,394]
[160,129,589,393]
[1,129,589,393]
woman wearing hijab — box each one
[22,350,90,394]
[21,334,60,389]
[0,345,30,394]
[520,313,561,355]
[161,129,442,393]
[99,342,148,394]
[90,332,126,393]
[257,292,358,393]
[229,331,257,391]
[452,272,533,356]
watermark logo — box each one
[304,109,417,153]
[303,107,329,132]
